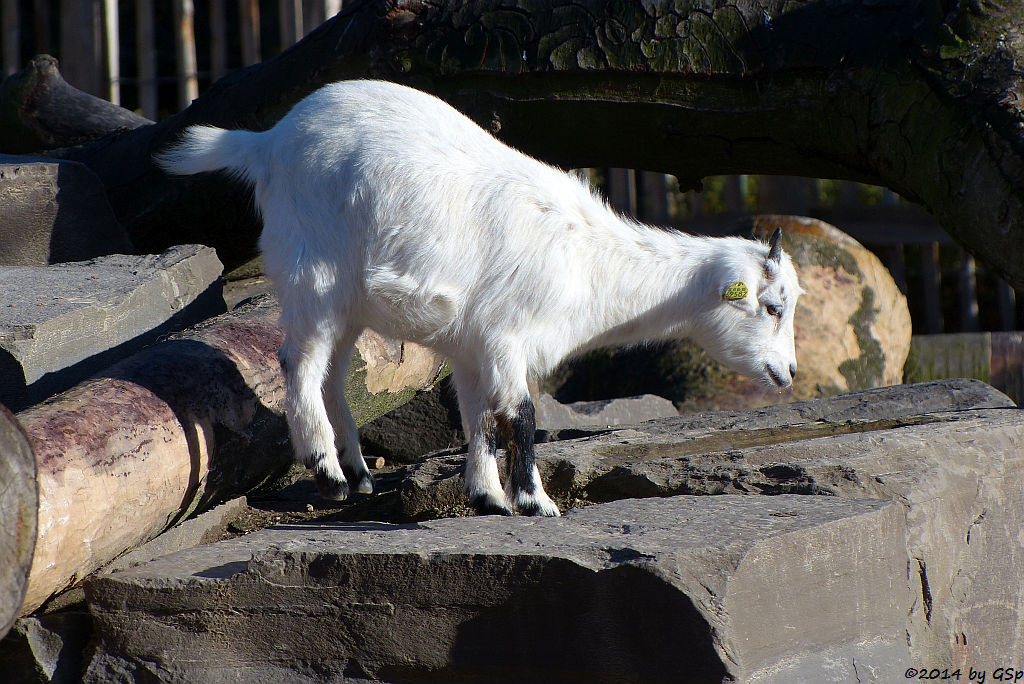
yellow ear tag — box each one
[724,281,749,301]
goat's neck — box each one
[578,218,712,351]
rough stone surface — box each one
[0,155,133,266]
[84,495,908,683]
[0,244,226,410]
[534,392,677,430]
[399,379,1022,666]
[358,375,464,464]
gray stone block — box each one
[534,391,677,430]
[0,244,225,410]
[84,495,908,683]
[0,155,133,266]
[399,378,1024,668]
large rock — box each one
[746,215,912,399]
[83,495,908,683]
[0,244,226,410]
[400,378,1023,666]
[0,155,133,266]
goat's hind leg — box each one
[497,398,560,517]
[324,336,373,495]
[279,328,350,500]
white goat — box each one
[156,79,802,517]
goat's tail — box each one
[154,125,266,186]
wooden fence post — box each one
[2,0,19,75]
[136,0,157,119]
[241,0,261,65]
[102,0,119,104]
[173,0,199,109]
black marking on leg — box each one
[497,398,537,499]
[469,493,514,516]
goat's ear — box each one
[722,280,755,312]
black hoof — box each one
[315,471,350,501]
[342,465,374,495]
[469,494,514,516]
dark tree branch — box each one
[2,0,1022,289]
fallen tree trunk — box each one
[0,405,36,640]
[2,1,1022,287]
[0,55,151,153]
[13,294,447,616]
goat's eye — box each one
[765,303,783,317]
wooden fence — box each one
[1,2,1019,335]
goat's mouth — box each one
[765,364,789,389]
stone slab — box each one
[399,378,1024,668]
[534,391,677,430]
[84,495,908,683]
[0,155,133,266]
[0,244,225,410]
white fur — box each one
[156,79,802,516]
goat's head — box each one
[696,229,804,389]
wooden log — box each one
[0,54,151,153]
[0,404,36,640]
[14,294,448,616]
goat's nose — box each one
[789,363,798,381]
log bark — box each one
[0,55,151,153]
[0,404,36,639]
[13,294,447,616]
[1,1,1022,289]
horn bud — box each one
[767,227,783,263]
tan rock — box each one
[748,215,912,399]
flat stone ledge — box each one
[84,495,908,683]
[398,378,1023,667]
[534,391,678,430]
[0,244,225,410]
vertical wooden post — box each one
[61,0,103,95]
[303,0,325,33]
[136,0,158,119]
[995,280,1017,331]
[885,244,908,296]
[173,0,199,109]
[103,0,120,104]
[638,172,668,224]
[210,0,228,82]
[722,175,743,213]
[241,0,261,65]
[920,243,943,334]
[2,0,19,75]
[606,168,637,216]
[33,0,53,55]
[958,250,980,332]
[280,0,303,48]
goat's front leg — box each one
[452,368,513,516]
[496,397,561,517]
[324,336,373,496]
